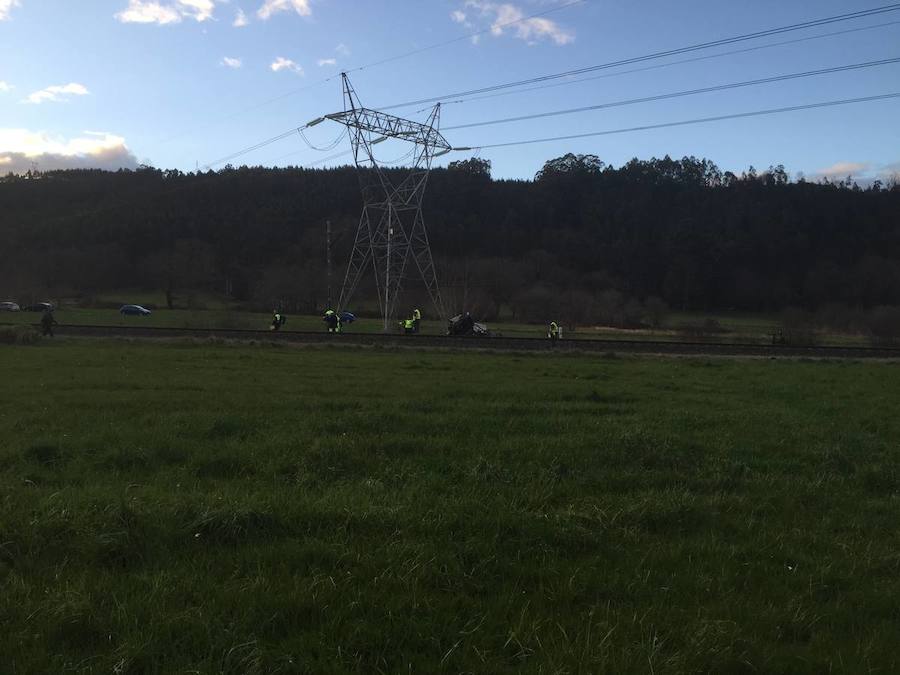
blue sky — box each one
[1,0,899,180]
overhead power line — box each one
[161,0,585,144]
[275,93,900,168]
[456,92,900,151]
[343,0,586,74]
[430,19,900,109]
[299,126,347,152]
[384,3,900,110]
[443,56,900,130]
[201,128,302,170]
[204,51,900,169]
[200,4,900,170]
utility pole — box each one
[385,213,392,332]
[326,219,333,309]
[326,73,449,331]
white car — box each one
[0,301,20,312]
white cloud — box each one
[0,129,140,173]
[815,161,872,180]
[0,81,12,93]
[222,56,242,68]
[116,1,182,23]
[0,0,21,21]
[806,160,900,186]
[177,0,216,21]
[451,10,466,23]
[233,8,248,26]
[257,0,311,20]
[115,0,221,25]
[23,83,90,105]
[882,163,900,187]
[461,1,574,45]
[270,56,304,75]
[316,44,347,67]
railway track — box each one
[11,323,900,359]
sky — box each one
[1,0,899,181]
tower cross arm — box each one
[326,107,452,151]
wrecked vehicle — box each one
[446,313,490,337]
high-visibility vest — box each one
[404,318,414,329]
[549,322,559,336]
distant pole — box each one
[326,219,333,309]
[385,210,392,332]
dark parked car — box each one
[21,302,54,312]
[120,304,152,316]
[0,301,20,312]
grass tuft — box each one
[196,455,255,479]
[861,465,898,494]
[0,325,41,345]
[187,508,287,545]
[207,417,253,439]
[23,443,65,466]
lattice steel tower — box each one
[326,73,449,330]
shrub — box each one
[866,305,900,346]
[644,296,669,329]
[0,325,41,345]
[677,318,726,339]
[815,302,863,333]
[779,307,818,346]
[511,284,557,324]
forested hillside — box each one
[2,154,898,321]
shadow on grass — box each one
[196,455,256,479]
[206,417,255,440]
[23,443,65,467]
[187,508,287,545]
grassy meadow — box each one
[1,340,899,673]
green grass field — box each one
[2,340,899,673]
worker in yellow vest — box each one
[324,309,338,333]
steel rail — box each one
[8,323,900,359]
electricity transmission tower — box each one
[326,73,450,331]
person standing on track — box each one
[271,310,285,331]
[548,320,559,343]
[41,308,58,337]
[324,309,338,333]
[412,308,421,333]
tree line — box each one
[1,154,898,326]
